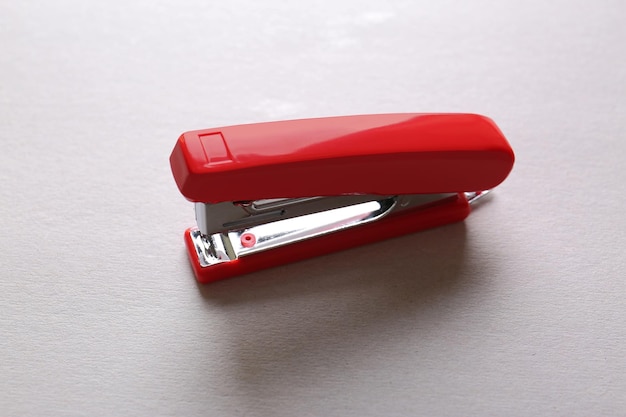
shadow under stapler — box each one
[193,222,490,401]
[187,221,497,404]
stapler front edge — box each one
[169,113,515,283]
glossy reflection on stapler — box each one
[169,113,515,283]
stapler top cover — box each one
[170,113,514,203]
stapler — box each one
[170,113,515,283]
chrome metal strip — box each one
[190,192,459,268]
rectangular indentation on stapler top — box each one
[198,132,232,164]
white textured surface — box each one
[1,0,625,415]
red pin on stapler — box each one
[170,113,514,283]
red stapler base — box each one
[184,193,470,284]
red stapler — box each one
[170,113,514,283]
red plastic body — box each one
[170,113,515,283]
[170,114,514,203]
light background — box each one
[1,0,625,415]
